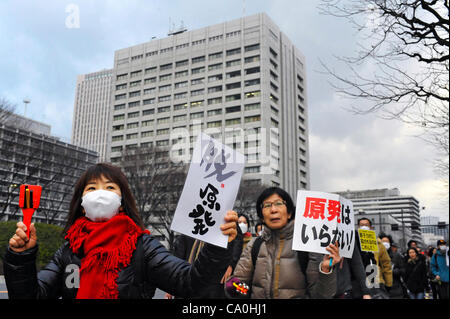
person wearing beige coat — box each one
[230,187,339,299]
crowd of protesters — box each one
[3,163,448,299]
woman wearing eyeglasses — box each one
[228,187,339,299]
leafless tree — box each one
[0,97,16,125]
[117,145,188,250]
[318,0,449,186]
[233,180,268,225]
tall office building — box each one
[107,13,310,196]
[336,188,423,246]
[72,68,113,162]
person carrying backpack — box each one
[430,239,449,299]
[226,187,338,299]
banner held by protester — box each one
[171,132,245,248]
[292,190,355,258]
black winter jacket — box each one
[404,257,427,294]
[3,234,232,299]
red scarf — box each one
[65,213,149,299]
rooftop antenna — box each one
[23,98,30,117]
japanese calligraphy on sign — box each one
[170,133,245,248]
[358,229,379,252]
[292,191,355,258]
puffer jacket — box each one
[232,220,336,299]
[3,234,232,299]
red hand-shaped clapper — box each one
[18,185,42,238]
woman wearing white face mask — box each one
[238,214,252,251]
[5,163,239,299]
[380,233,407,299]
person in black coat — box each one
[3,163,238,299]
[403,247,428,299]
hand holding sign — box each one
[321,241,341,273]
[221,210,239,242]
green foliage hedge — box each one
[0,221,65,274]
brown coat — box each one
[232,220,336,299]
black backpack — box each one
[250,236,309,276]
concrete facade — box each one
[107,13,310,197]
[72,68,113,162]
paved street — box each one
[0,276,165,299]
[0,276,7,299]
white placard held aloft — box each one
[292,190,355,259]
[170,132,245,248]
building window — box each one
[226,105,241,113]
[245,115,261,123]
[245,166,260,173]
[128,112,140,119]
[144,77,156,84]
[207,109,222,116]
[191,78,204,85]
[145,67,157,74]
[208,74,222,82]
[129,101,140,108]
[244,102,260,111]
[192,67,205,75]
[158,106,171,113]
[143,98,155,105]
[245,67,260,75]
[129,91,141,98]
[143,109,154,116]
[112,135,123,142]
[113,114,125,121]
[174,103,188,111]
[191,100,204,107]
[127,122,139,129]
[226,70,241,79]
[142,120,154,127]
[208,63,222,71]
[175,81,188,89]
[208,85,222,93]
[159,74,172,81]
[226,94,241,102]
[174,92,187,100]
[176,59,189,67]
[226,82,241,90]
[114,104,126,111]
[157,117,170,124]
[141,131,153,138]
[245,78,260,87]
[175,70,189,78]
[190,112,204,119]
[160,63,173,71]
[226,118,241,126]
[130,70,142,78]
[209,52,223,60]
[208,97,222,105]
[158,95,171,102]
[191,89,204,96]
[192,56,206,64]
[244,55,260,63]
[207,121,222,128]
[173,114,187,122]
[226,47,241,56]
[245,90,260,99]
[126,133,138,140]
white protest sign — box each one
[292,190,355,259]
[170,132,245,248]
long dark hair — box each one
[255,187,295,221]
[63,163,145,234]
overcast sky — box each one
[0,0,448,222]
